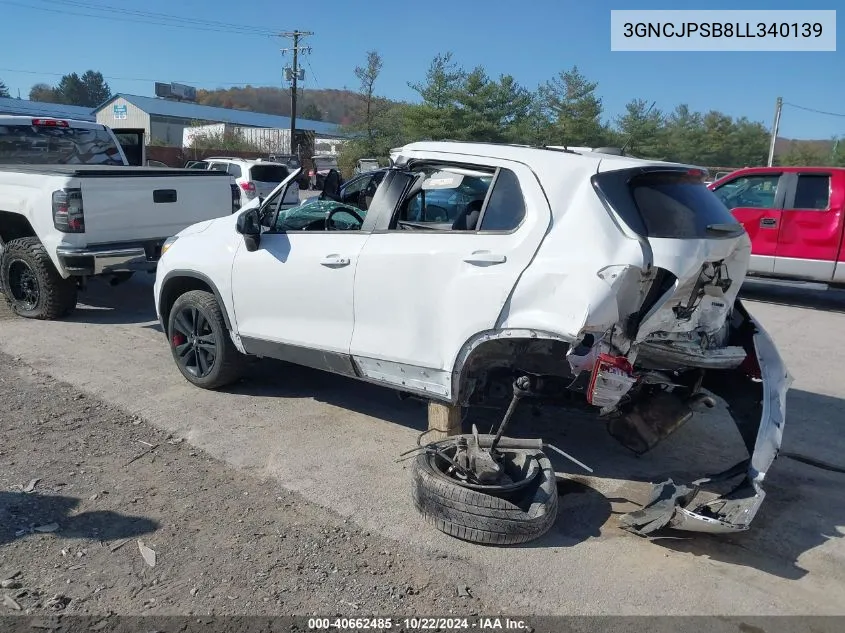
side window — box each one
[478,169,526,231]
[227,163,242,179]
[208,162,228,172]
[392,167,494,231]
[712,174,780,210]
[793,174,830,210]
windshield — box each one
[0,124,125,165]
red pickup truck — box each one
[709,166,845,287]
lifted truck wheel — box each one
[0,237,78,319]
[167,290,247,390]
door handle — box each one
[463,251,507,265]
[320,255,350,267]
[760,218,778,228]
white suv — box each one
[199,157,300,209]
[153,142,790,536]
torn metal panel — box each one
[619,301,792,535]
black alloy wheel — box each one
[170,304,218,378]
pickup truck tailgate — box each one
[78,169,233,243]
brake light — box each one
[33,118,69,128]
[52,188,85,233]
[687,168,706,179]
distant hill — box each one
[196,86,366,125]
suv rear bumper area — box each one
[619,301,792,535]
[57,240,164,276]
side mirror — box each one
[236,208,261,252]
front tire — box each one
[167,290,246,389]
[1,237,78,319]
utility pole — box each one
[767,96,783,167]
[280,30,313,155]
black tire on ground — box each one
[0,237,78,319]
[411,448,559,545]
[166,289,247,390]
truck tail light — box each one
[33,118,69,128]
[239,181,257,198]
[230,183,240,213]
[52,188,85,233]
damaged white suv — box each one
[153,141,791,536]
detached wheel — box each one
[412,445,559,545]
[167,290,246,389]
[1,237,77,319]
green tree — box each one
[663,105,706,164]
[53,70,112,107]
[299,102,323,121]
[405,52,466,140]
[80,70,112,106]
[615,99,665,158]
[353,50,384,154]
[0,79,9,98]
[29,83,58,102]
[540,65,608,146]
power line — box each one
[38,0,279,35]
[0,67,274,87]
[0,0,278,37]
[783,101,845,119]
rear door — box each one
[711,171,786,274]
[773,171,841,282]
[348,159,551,397]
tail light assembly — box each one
[239,181,257,198]
[52,188,85,232]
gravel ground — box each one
[0,352,491,616]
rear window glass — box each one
[250,165,288,182]
[794,174,830,210]
[314,157,338,170]
[0,124,124,165]
[628,172,742,239]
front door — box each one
[773,171,841,282]
[349,159,551,398]
[230,172,370,362]
[711,171,785,274]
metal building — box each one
[93,94,340,147]
[0,96,96,122]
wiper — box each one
[706,223,745,235]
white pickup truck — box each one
[0,116,240,320]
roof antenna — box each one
[620,100,657,155]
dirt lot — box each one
[0,353,491,615]
[1,277,845,616]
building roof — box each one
[96,93,341,136]
[0,96,96,121]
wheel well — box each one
[0,211,37,244]
[159,274,231,330]
[455,337,573,406]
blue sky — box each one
[0,0,841,139]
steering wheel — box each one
[325,207,364,231]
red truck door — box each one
[773,170,843,282]
[710,170,786,274]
